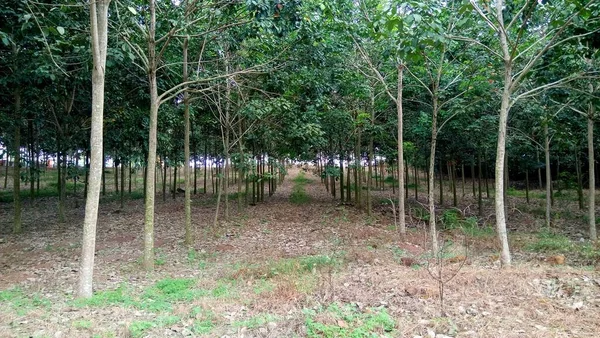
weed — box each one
[440,210,461,229]
[290,171,311,204]
[155,248,167,266]
[526,229,572,253]
[129,320,154,338]
[253,279,275,295]
[304,303,396,337]
[232,255,342,280]
[72,319,92,329]
[0,288,51,316]
[232,313,279,329]
[74,284,134,308]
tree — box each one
[464,0,599,265]
[78,0,111,298]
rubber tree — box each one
[463,0,599,265]
[78,0,111,298]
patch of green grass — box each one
[127,315,180,337]
[0,288,52,316]
[304,303,396,337]
[232,254,343,280]
[190,307,217,334]
[526,229,572,253]
[155,249,167,266]
[253,279,275,295]
[290,172,311,204]
[232,313,279,329]
[211,281,234,298]
[129,320,155,338]
[74,284,134,308]
[72,319,92,329]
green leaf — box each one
[128,6,137,15]
[57,26,65,35]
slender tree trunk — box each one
[537,149,543,189]
[471,159,476,198]
[484,152,490,199]
[414,163,418,200]
[452,162,457,207]
[128,161,132,195]
[545,123,552,228]
[396,65,406,235]
[78,0,109,298]
[143,0,159,271]
[183,37,192,246]
[478,152,483,217]
[114,160,119,193]
[588,109,596,241]
[575,151,583,210]
[203,143,207,194]
[120,159,125,208]
[495,7,512,265]
[237,120,243,210]
[461,163,465,198]
[428,95,440,253]
[59,151,66,223]
[525,169,530,204]
[340,153,344,202]
[162,160,167,202]
[172,166,177,200]
[13,87,22,233]
[346,155,351,203]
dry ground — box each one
[0,167,599,338]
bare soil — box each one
[0,167,599,337]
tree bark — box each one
[13,87,22,233]
[588,108,597,241]
[397,64,406,236]
[183,37,193,246]
[78,0,110,298]
[143,0,158,270]
[545,123,552,228]
[495,1,512,265]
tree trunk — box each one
[120,159,125,208]
[78,0,109,298]
[575,151,583,210]
[397,64,406,235]
[525,169,530,204]
[162,160,167,202]
[471,158,476,198]
[340,153,344,202]
[452,162,457,207]
[588,109,597,241]
[203,143,207,194]
[478,152,483,217]
[545,123,552,228]
[143,0,159,271]
[183,37,193,246]
[495,7,512,265]
[13,87,22,233]
[537,149,543,189]
[428,96,439,253]
[461,163,465,198]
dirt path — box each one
[1,168,600,337]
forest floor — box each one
[1,167,600,338]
